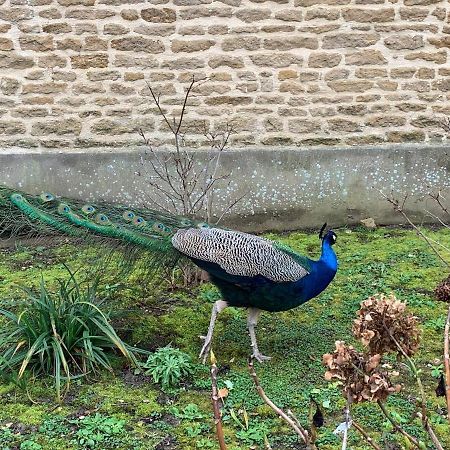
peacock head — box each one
[319,223,337,246]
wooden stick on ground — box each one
[445,304,450,424]
[248,358,316,449]
[210,351,227,450]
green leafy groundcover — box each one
[0,226,448,449]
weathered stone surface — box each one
[250,53,302,67]
[0,78,20,95]
[83,37,108,51]
[87,70,121,81]
[416,68,434,79]
[261,25,295,33]
[222,36,260,51]
[19,36,54,52]
[391,67,416,78]
[104,24,129,35]
[31,119,81,135]
[121,9,139,21]
[288,119,318,133]
[399,7,429,20]
[204,96,252,106]
[428,36,450,48]
[0,7,33,21]
[42,23,72,34]
[179,7,233,19]
[263,36,318,50]
[328,80,373,92]
[39,8,62,19]
[404,0,440,4]
[141,7,176,22]
[366,115,406,127]
[346,50,387,66]
[328,118,361,132]
[384,35,424,50]
[324,68,349,81]
[323,33,379,48]
[0,121,26,134]
[52,71,76,82]
[38,55,67,68]
[274,9,302,21]
[0,53,34,69]
[57,0,94,5]
[134,25,176,36]
[355,68,387,78]
[179,25,206,35]
[22,82,66,94]
[236,8,271,22]
[111,37,165,53]
[65,9,115,20]
[171,39,215,53]
[295,0,350,5]
[71,54,109,69]
[308,52,341,68]
[342,8,394,22]
[161,57,204,69]
[405,50,447,64]
[305,8,340,20]
[209,55,244,68]
[0,38,13,51]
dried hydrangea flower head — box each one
[353,293,420,357]
[435,274,450,303]
[323,341,401,403]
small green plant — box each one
[72,413,126,449]
[20,440,42,450]
[142,345,193,389]
[0,269,139,400]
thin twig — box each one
[248,358,316,449]
[376,400,421,449]
[378,189,450,267]
[444,304,450,424]
[352,420,381,450]
[381,320,444,450]
[341,393,351,450]
[210,351,227,450]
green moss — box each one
[0,226,449,449]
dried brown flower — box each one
[353,293,420,357]
[323,341,401,404]
[435,274,450,303]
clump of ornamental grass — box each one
[0,270,139,401]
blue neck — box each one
[294,239,337,304]
[319,239,338,272]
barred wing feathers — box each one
[172,228,310,282]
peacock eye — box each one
[122,211,135,221]
[58,203,71,214]
[11,193,23,201]
[40,192,54,202]
[82,204,95,214]
[158,224,163,229]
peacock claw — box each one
[252,352,272,363]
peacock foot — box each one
[198,335,211,364]
[251,351,272,363]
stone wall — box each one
[0,0,449,150]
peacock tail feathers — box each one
[0,186,202,276]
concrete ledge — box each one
[1,144,449,231]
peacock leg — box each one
[247,307,271,362]
[199,300,228,363]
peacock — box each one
[0,186,338,362]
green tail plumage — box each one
[0,186,200,275]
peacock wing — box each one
[171,227,310,282]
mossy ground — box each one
[0,226,449,449]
